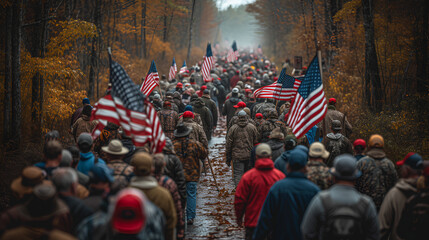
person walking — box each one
[323,120,353,167]
[307,142,333,190]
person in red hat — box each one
[230,71,241,89]
[353,139,366,161]
[320,97,352,140]
[196,85,207,98]
[379,152,426,240]
[175,82,183,94]
[181,110,208,148]
[255,113,266,128]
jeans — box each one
[186,182,197,220]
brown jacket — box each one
[226,117,258,162]
[72,115,98,140]
[173,137,208,182]
[182,117,208,148]
[130,176,177,240]
[157,108,179,140]
[107,160,134,189]
[320,106,352,138]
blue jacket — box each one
[77,152,105,175]
[274,150,292,175]
[253,172,320,240]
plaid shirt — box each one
[173,137,207,182]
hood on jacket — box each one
[395,178,418,195]
[130,176,158,189]
[193,98,205,108]
[229,97,240,105]
[326,132,343,140]
[266,139,284,151]
[80,152,94,161]
[255,157,274,170]
[82,115,91,121]
[237,117,248,127]
[366,147,386,159]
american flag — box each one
[227,41,238,62]
[253,68,302,100]
[92,59,165,153]
[140,60,159,96]
[179,60,187,74]
[287,54,327,139]
[202,43,214,82]
[169,57,177,81]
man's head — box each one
[77,133,93,153]
[269,127,284,141]
[52,167,78,194]
[59,149,73,167]
[329,98,336,106]
[232,88,239,96]
[284,135,297,151]
[82,98,90,106]
[112,188,147,235]
[82,105,92,117]
[329,154,362,183]
[256,143,272,159]
[396,152,424,179]
[234,101,246,111]
[102,139,129,160]
[368,134,384,149]
[131,152,153,176]
[255,113,263,119]
[308,142,330,161]
[163,101,172,109]
[237,110,247,120]
[331,120,342,133]
[11,166,46,200]
[44,140,63,163]
[287,148,308,172]
[89,163,114,191]
[353,139,366,154]
[183,111,194,119]
[153,153,166,176]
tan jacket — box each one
[226,118,258,161]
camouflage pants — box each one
[233,159,250,188]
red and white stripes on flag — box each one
[169,58,177,81]
[227,49,238,62]
[92,94,165,153]
[140,60,159,96]
[202,43,214,82]
[287,53,327,139]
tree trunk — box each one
[362,0,382,111]
[186,0,196,62]
[162,0,167,60]
[4,6,13,143]
[11,0,22,147]
[141,0,146,58]
[416,0,428,95]
[310,0,318,49]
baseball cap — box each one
[234,101,246,108]
[82,98,90,105]
[232,88,239,93]
[183,111,194,119]
[131,152,153,174]
[331,120,342,131]
[176,82,183,88]
[288,149,308,169]
[309,142,330,159]
[256,143,272,158]
[368,134,384,148]
[329,98,336,104]
[329,154,362,180]
[112,188,146,234]
[353,139,366,148]
[78,133,93,147]
[295,145,309,154]
[396,152,423,169]
[255,113,263,119]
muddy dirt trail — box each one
[185,117,244,239]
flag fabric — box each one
[227,41,239,62]
[169,57,177,81]
[140,60,159,96]
[179,61,187,74]
[253,68,302,100]
[287,55,327,139]
[92,59,165,153]
[201,43,214,82]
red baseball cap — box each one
[183,111,194,119]
[329,98,336,104]
[273,77,278,81]
[353,139,366,148]
[236,70,240,74]
[112,189,146,234]
[163,101,171,108]
[396,152,423,169]
[201,85,207,91]
[246,76,251,80]
[255,113,263,119]
[176,82,183,88]
[245,89,252,93]
[223,69,227,72]
[249,72,253,75]
[233,101,246,108]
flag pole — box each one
[317,50,323,83]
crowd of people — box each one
[1,51,428,240]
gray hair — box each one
[52,167,78,193]
[60,149,73,167]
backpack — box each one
[397,189,429,240]
[320,192,369,240]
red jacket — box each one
[234,158,285,227]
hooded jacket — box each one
[173,137,207,182]
[222,96,241,126]
[265,139,285,161]
[235,158,285,227]
[182,117,208,148]
[163,141,187,202]
[323,132,353,167]
[226,117,258,162]
[72,115,98,140]
[201,94,218,128]
[77,152,105,176]
[191,98,213,139]
[379,178,419,240]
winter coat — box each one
[323,132,353,167]
[254,118,266,128]
[177,112,203,126]
[59,195,94,234]
[70,107,83,127]
[201,94,218,128]
[72,115,98,140]
[306,160,333,190]
[226,117,259,163]
[251,102,276,119]
[320,106,353,138]
[158,108,179,140]
[191,98,213,140]
[130,176,177,240]
[182,117,208,148]
[107,159,134,189]
[379,178,419,240]
[253,172,320,240]
[234,158,285,227]
[222,96,241,126]
[173,137,207,182]
[163,151,187,202]
[265,139,285,161]
[257,118,288,143]
[227,114,256,130]
[356,148,398,210]
[155,175,184,240]
[77,152,106,176]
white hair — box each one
[52,167,78,193]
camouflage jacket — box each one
[254,118,266,128]
[173,137,207,182]
[191,98,213,139]
[182,118,208,148]
[257,119,288,143]
[177,112,203,126]
[107,160,134,189]
[320,106,352,138]
[201,95,218,128]
[251,102,276,119]
[356,148,398,210]
[323,133,353,167]
[227,114,256,130]
[158,109,178,140]
[72,115,98,140]
[307,160,333,190]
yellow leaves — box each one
[333,0,361,23]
